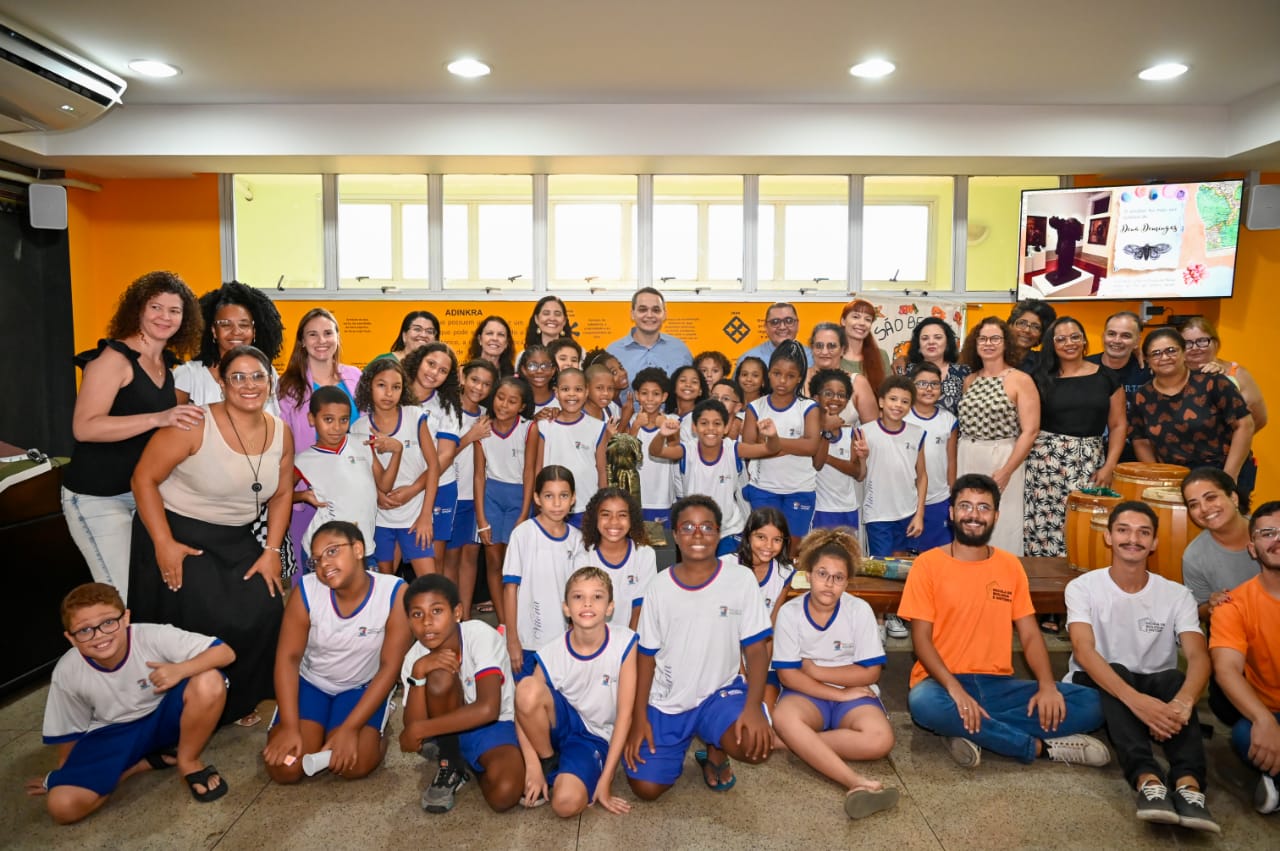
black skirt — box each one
[129,510,283,724]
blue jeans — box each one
[908,674,1103,763]
[1231,712,1280,778]
[61,487,137,602]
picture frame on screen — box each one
[1015,179,1244,302]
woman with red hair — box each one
[839,299,889,393]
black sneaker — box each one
[1172,785,1220,834]
[1134,781,1178,825]
[421,760,469,813]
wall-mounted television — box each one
[1016,179,1243,301]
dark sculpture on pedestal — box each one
[1046,216,1084,284]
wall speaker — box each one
[1245,183,1280,231]
[29,183,68,230]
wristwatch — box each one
[406,674,428,688]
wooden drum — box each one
[1113,462,1189,503]
[1143,486,1190,583]
[1089,515,1113,572]
[1066,491,1121,571]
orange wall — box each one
[64,172,1272,494]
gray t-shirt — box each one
[1181,529,1260,606]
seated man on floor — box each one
[1209,499,1280,816]
[1066,501,1217,833]
[27,582,234,824]
[899,473,1108,768]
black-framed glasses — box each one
[818,389,849,400]
[1183,337,1214,349]
[766,317,798,328]
[70,615,123,643]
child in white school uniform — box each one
[809,369,866,531]
[575,488,657,630]
[532,368,607,528]
[904,362,958,551]
[628,368,676,525]
[861,375,928,559]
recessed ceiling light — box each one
[1138,62,1188,81]
[849,59,895,79]
[128,60,181,78]
[447,58,491,78]
[59,104,75,112]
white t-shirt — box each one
[678,438,746,537]
[503,518,585,649]
[635,426,676,511]
[455,407,484,501]
[294,437,380,555]
[299,571,404,694]
[905,406,957,506]
[862,420,926,523]
[1064,568,1202,680]
[772,592,886,694]
[482,418,532,484]
[400,620,515,722]
[172,360,281,416]
[535,625,638,742]
[538,414,606,512]
[350,406,428,528]
[815,426,860,514]
[746,396,818,493]
[575,541,658,626]
[637,559,773,714]
[43,624,220,742]
[420,392,460,488]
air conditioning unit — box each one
[0,15,125,134]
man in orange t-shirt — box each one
[1209,499,1280,816]
[898,474,1107,768]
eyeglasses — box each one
[70,615,123,643]
[1053,333,1085,345]
[676,521,719,536]
[811,341,840,351]
[913,380,941,390]
[766,317,798,328]
[955,501,995,515]
[408,324,435,336]
[1183,337,1214,349]
[1147,346,1182,360]
[213,319,254,331]
[308,541,353,569]
[1253,527,1280,542]
[524,362,554,373]
[227,371,269,386]
[1013,319,1042,332]
[976,335,1003,345]
[811,568,847,586]
[818,389,849,400]
[711,394,738,405]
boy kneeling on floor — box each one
[27,582,235,824]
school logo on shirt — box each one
[1137,617,1166,634]
[136,678,151,690]
[600,673,615,687]
[832,640,845,652]
[718,605,743,617]
[626,574,637,586]
[347,456,357,464]
[718,474,730,484]
[787,426,800,437]
[987,581,1013,603]
[357,626,384,638]
[574,440,587,450]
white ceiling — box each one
[2,0,1279,177]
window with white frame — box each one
[336,175,428,289]
[861,176,953,291]
[758,176,848,292]
[548,175,637,291]
[653,175,745,291]
[442,175,533,290]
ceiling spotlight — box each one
[447,58,491,78]
[128,60,181,78]
[60,104,75,112]
[1138,62,1188,81]
[849,59,895,79]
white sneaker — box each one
[1043,734,1110,767]
[1255,773,1280,815]
[884,614,909,640]
[945,736,981,768]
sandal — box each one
[234,711,262,727]
[1039,617,1060,636]
[844,786,900,820]
[143,748,178,770]
[474,601,495,614]
[184,764,229,803]
[694,749,736,792]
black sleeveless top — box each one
[63,340,179,496]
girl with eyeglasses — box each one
[1129,329,1254,497]
[518,343,560,419]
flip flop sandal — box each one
[694,750,736,792]
[234,711,262,727]
[144,748,178,770]
[184,764,229,803]
[844,786,900,820]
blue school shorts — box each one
[271,676,392,732]
[46,678,190,797]
[782,691,885,730]
[566,512,585,529]
[460,719,520,773]
[483,480,524,544]
[448,499,477,549]
[374,525,434,563]
[624,676,748,787]
[431,480,458,543]
[642,507,671,526]
[866,516,912,558]
[716,534,740,557]
[513,650,539,682]
[742,485,816,538]
[547,684,610,797]
[906,499,952,551]
[812,509,859,531]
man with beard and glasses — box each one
[1209,500,1280,816]
[898,473,1107,769]
[1065,502,1218,833]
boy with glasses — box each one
[905,362,958,551]
[29,583,235,823]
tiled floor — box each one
[3,639,1278,850]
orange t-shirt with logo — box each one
[1209,575,1280,713]
[898,547,1036,688]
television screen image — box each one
[1016,180,1243,301]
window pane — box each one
[338,203,392,282]
[759,176,847,289]
[654,175,743,288]
[233,174,323,289]
[863,176,953,291]
[758,204,776,282]
[784,206,847,281]
[653,204,698,280]
[862,205,929,282]
[707,205,742,281]
[549,175,637,289]
[443,175,533,290]
[966,175,1060,292]
[337,174,428,288]
[402,204,428,279]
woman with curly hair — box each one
[574,488,655,630]
[62,270,205,602]
[905,317,969,416]
[467,315,516,377]
[174,280,284,414]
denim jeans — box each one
[61,487,137,602]
[909,673,1104,763]
[1231,711,1280,779]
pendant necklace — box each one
[227,409,268,513]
